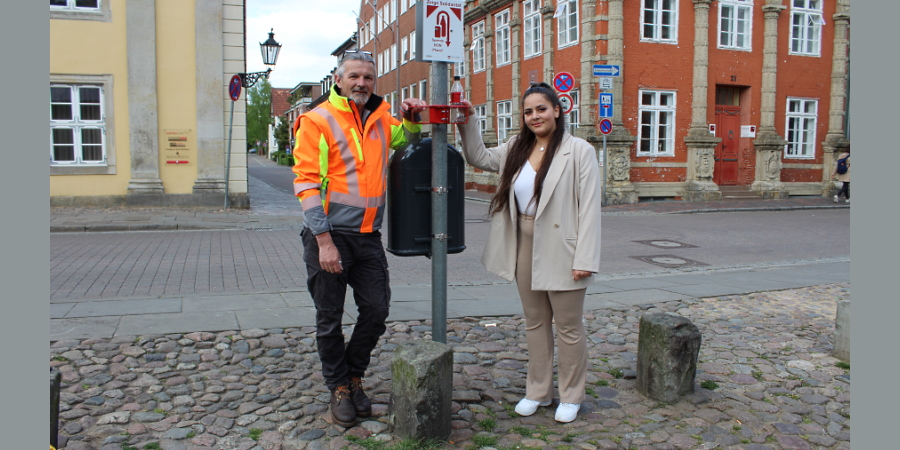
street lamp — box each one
[239,29,282,88]
[225,29,283,211]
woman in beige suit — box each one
[456,83,602,423]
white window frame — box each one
[790,0,823,56]
[495,10,511,67]
[410,83,417,99]
[370,17,377,39]
[637,90,676,157]
[557,0,579,49]
[718,0,752,51]
[390,44,397,71]
[50,0,111,22]
[784,97,818,159]
[497,100,513,143]
[401,37,409,64]
[523,0,542,58]
[378,52,384,77]
[410,30,417,61]
[641,0,678,44]
[391,0,397,23]
[566,90,580,134]
[402,87,409,103]
[420,80,428,101]
[472,21,486,73]
[50,74,117,175]
[475,105,487,135]
[454,60,466,78]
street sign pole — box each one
[225,75,242,210]
[431,61,448,344]
[602,134,607,207]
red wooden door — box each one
[714,106,740,185]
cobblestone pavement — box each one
[50,283,850,450]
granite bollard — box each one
[636,313,702,403]
[389,340,453,441]
[834,300,850,362]
[51,367,61,449]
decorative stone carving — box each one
[697,148,714,179]
[610,154,629,181]
[764,151,780,181]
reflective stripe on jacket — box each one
[292,86,420,234]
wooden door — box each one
[714,106,740,185]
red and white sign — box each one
[417,0,464,63]
[558,93,574,114]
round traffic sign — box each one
[558,93,574,114]
[229,74,242,101]
[553,72,574,93]
[599,118,613,135]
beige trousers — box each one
[515,215,587,405]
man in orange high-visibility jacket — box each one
[292,51,425,428]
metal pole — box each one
[431,61,448,343]
[224,99,235,210]
[602,134,607,207]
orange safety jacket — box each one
[293,86,420,235]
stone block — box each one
[636,314,702,403]
[389,340,454,441]
[834,300,850,362]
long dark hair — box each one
[489,82,568,215]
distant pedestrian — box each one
[455,82,602,423]
[833,150,850,203]
[292,51,426,428]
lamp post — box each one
[225,29,282,210]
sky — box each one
[246,0,364,89]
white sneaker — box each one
[845,199,850,203]
[514,398,551,416]
[833,195,839,203]
[555,403,581,423]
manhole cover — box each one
[634,240,697,249]
[630,254,709,269]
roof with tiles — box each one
[271,88,293,117]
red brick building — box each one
[361,0,850,203]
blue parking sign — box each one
[599,93,614,118]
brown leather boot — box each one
[349,377,372,417]
[330,385,357,427]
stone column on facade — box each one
[602,0,637,205]
[483,16,498,147]
[193,0,228,199]
[125,0,165,198]
[508,1,522,137]
[575,0,599,141]
[821,9,851,196]
[541,4,555,84]
[682,0,721,201]
[751,1,788,199]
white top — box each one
[513,162,538,216]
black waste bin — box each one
[387,138,466,257]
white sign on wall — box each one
[415,0,464,63]
[741,125,757,138]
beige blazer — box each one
[458,119,602,291]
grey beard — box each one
[350,93,369,107]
